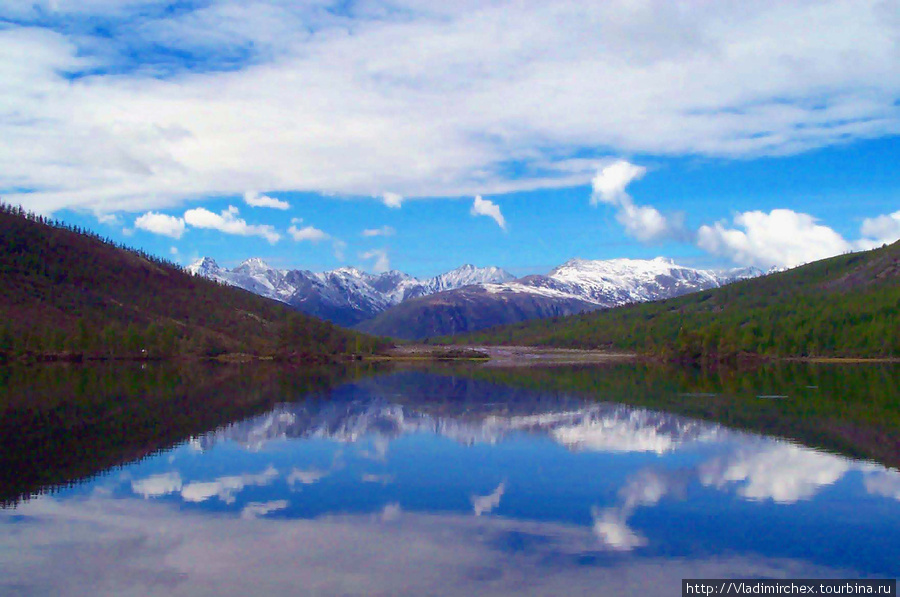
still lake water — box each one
[1,362,899,595]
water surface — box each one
[1,362,898,596]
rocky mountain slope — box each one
[357,258,761,339]
[187,258,515,327]
[451,241,900,359]
[0,203,381,360]
[188,256,761,338]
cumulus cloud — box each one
[381,502,402,522]
[696,209,853,269]
[591,161,647,206]
[287,468,328,486]
[858,210,900,248]
[134,211,186,239]
[181,466,278,504]
[470,195,506,230]
[241,500,288,520]
[183,205,280,244]
[2,2,900,215]
[471,482,505,516]
[864,470,900,501]
[382,193,403,209]
[288,224,329,242]
[699,443,850,504]
[590,161,682,243]
[2,494,858,596]
[131,472,182,499]
[591,469,681,551]
[360,248,390,273]
[244,190,290,210]
[96,212,121,226]
[591,507,647,551]
[362,226,395,237]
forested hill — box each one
[445,241,900,359]
[0,203,385,360]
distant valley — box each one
[188,256,763,339]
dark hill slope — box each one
[447,242,900,359]
[0,203,383,359]
[356,285,599,340]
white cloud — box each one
[361,473,394,484]
[288,224,329,242]
[180,466,278,504]
[864,470,900,501]
[382,192,403,209]
[96,212,121,226]
[169,246,178,256]
[381,502,402,522]
[590,161,681,243]
[8,495,852,596]
[859,210,900,248]
[591,507,647,551]
[470,195,506,230]
[616,202,678,244]
[7,2,899,214]
[287,468,328,486]
[134,211,186,239]
[362,226,395,237]
[590,469,677,551]
[183,205,280,244]
[243,190,290,210]
[131,472,182,499]
[241,500,288,520]
[699,443,850,504]
[471,482,504,516]
[697,209,853,269]
[360,248,390,273]
[591,161,646,206]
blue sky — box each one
[2,1,899,277]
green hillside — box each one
[444,241,900,359]
[0,202,386,361]
[0,361,377,506]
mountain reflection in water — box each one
[1,365,899,596]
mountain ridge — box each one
[444,241,900,359]
[0,203,383,360]
[188,255,762,337]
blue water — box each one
[2,368,898,596]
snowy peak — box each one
[186,254,764,332]
[427,264,515,293]
[536,257,722,307]
[234,257,274,274]
[186,257,222,276]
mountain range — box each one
[454,240,900,359]
[187,256,762,339]
[193,372,725,454]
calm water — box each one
[1,362,899,596]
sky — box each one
[1,0,899,277]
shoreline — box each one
[2,346,897,367]
[382,344,639,366]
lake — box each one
[1,361,899,596]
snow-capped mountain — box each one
[186,258,515,326]
[358,257,763,339]
[193,372,726,454]
[187,255,763,335]
[425,264,515,293]
[488,257,727,306]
